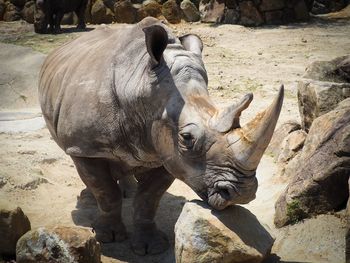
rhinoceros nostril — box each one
[214,181,237,200]
[218,188,230,200]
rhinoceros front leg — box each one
[71,156,127,243]
[132,166,174,255]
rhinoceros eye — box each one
[179,132,195,149]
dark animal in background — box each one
[34,0,88,34]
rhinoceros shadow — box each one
[59,27,95,34]
[71,188,186,263]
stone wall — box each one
[0,0,349,26]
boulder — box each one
[199,0,225,23]
[137,0,162,20]
[175,201,275,263]
[265,10,283,24]
[311,0,347,14]
[10,0,25,8]
[91,0,114,24]
[266,121,301,159]
[16,226,101,263]
[298,56,350,131]
[293,0,309,21]
[239,1,264,26]
[114,0,138,23]
[277,130,307,164]
[274,99,350,228]
[103,0,117,11]
[180,0,200,22]
[223,8,239,24]
[0,204,31,256]
[260,0,285,11]
[3,2,21,21]
[21,0,34,24]
[0,0,6,21]
[162,0,182,23]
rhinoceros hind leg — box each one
[118,175,138,198]
[71,156,127,243]
[131,167,174,255]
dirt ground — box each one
[0,10,350,263]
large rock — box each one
[137,0,162,20]
[266,121,301,159]
[298,56,350,131]
[175,201,275,263]
[162,0,182,23]
[199,0,225,23]
[180,0,200,22]
[114,0,138,23]
[277,130,307,164]
[0,204,31,256]
[91,0,114,24]
[3,2,21,21]
[16,226,101,263]
[311,0,348,14]
[260,0,285,11]
[274,99,350,228]
[239,1,264,26]
[10,0,25,8]
[21,0,35,24]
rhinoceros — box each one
[39,17,283,255]
[34,0,88,34]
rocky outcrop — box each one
[266,121,301,159]
[16,225,101,263]
[20,0,34,24]
[199,0,225,23]
[0,204,31,256]
[180,0,200,22]
[3,2,21,21]
[91,0,114,24]
[274,99,350,228]
[137,0,162,20]
[298,55,350,131]
[175,201,274,263]
[311,0,349,14]
[114,0,138,23]
[162,0,182,23]
[200,0,310,25]
[277,130,307,164]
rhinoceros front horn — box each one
[229,85,284,171]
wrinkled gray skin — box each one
[39,17,283,255]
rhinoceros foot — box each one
[92,214,127,243]
[131,222,169,255]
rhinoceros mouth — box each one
[207,181,239,210]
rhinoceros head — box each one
[144,23,283,210]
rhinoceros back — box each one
[39,24,151,159]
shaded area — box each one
[71,188,186,263]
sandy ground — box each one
[0,12,349,263]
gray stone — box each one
[266,121,301,159]
[21,0,34,24]
[274,99,350,227]
[137,0,162,20]
[91,0,114,24]
[162,0,182,23]
[277,130,307,164]
[260,0,285,11]
[3,2,21,21]
[199,0,225,23]
[223,8,239,24]
[0,204,31,256]
[180,0,200,22]
[297,80,350,131]
[239,1,264,26]
[16,226,101,263]
[114,0,138,23]
[175,201,274,263]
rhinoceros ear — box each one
[179,34,203,56]
[143,25,168,67]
